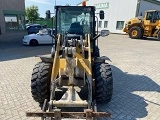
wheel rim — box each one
[132,30,138,37]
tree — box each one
[26,5,40,23]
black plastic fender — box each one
[94,56,112,63]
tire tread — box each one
[94,63,113,103]
[31,62,52,103]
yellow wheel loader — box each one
[26,2,113,120]
[123,10,160,40]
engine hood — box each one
[126,17,143,25]
[123,17,143,33]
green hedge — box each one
[34,19,55,28]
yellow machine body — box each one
[123,10,160,40]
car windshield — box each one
[38,29,48,35]
[56,6,94,35]
[37,28,55,35]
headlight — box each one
[23,36,28,41]
[128,21,131,25]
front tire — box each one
[31,62,52,103]
[30,39,38,46]
[94,62,113,103]
[129,26,143,39]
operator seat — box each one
[68,22,84,36]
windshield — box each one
[56,6,94,36]
[146,11,160,20]
[156,11,160,20]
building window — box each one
[104,21,108,28]
[116,21,124,30]
[4,15,25,30]
[5,16,19,29]
[99,21,102,28]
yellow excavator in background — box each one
[123,10,160,40]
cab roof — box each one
[145,10,160,12]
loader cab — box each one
[154,11,160,20]
[145,10,160,23]
[55,6,96,38]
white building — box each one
[78,0,160,33]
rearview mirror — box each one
[100,30,109,37]
[92,30,109,41]
[99,10,104,19]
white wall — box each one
[138,0,160,16]
[79,0,160,33]
[106,0,138,33]
[83,0,138,33]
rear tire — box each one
[94,62,113,103]
[31,62,52,103]
[129,26,143,39]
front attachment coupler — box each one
[26,109,111,120]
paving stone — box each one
[0,109,5,115]
[0,34,160,120]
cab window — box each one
[146,12,154,20]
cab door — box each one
[143,11,158,36]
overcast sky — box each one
[25,0,82,17]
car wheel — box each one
[30,39,38,46]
